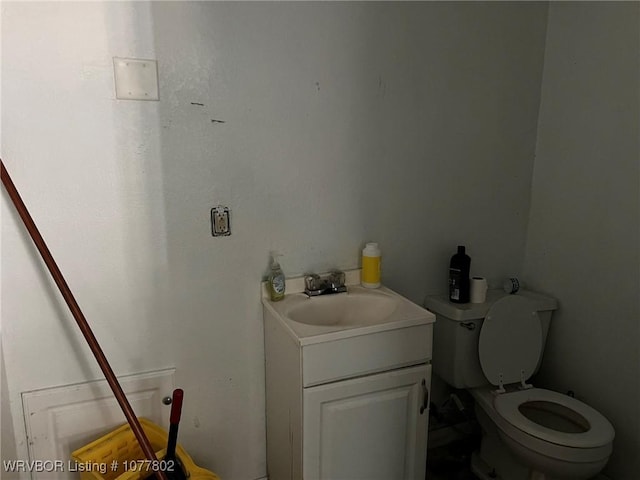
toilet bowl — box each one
[424,291,616,480]
[472,386,614,479]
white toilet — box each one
[425,290,614,480]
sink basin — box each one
[286,290,399,327]
[262,271,434,344]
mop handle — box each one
[1,159,168,480]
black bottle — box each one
[449,246,471,303]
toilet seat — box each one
[494,388,615,449]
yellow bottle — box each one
[361,242,381,288]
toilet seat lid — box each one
[478,295,541,386]
[494,388,615,448]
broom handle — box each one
[1,159,168,480]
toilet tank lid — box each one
[424,289,557,321]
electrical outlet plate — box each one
[211,206,231,236]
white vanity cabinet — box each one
[263,282,434,480]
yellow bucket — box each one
[71,418,220,480]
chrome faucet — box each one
[304,270,347,296]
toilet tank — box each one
[424,289,558,389]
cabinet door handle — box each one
[419,379,429,415]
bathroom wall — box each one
[523,3,640,479]
[2,2,548,479]
[149,1,548,303]
[1,342,18,479]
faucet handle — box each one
[328,270,346,288]
[304,273,321,291]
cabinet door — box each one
[303,364,430,480]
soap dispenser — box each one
[268,252,286,301]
